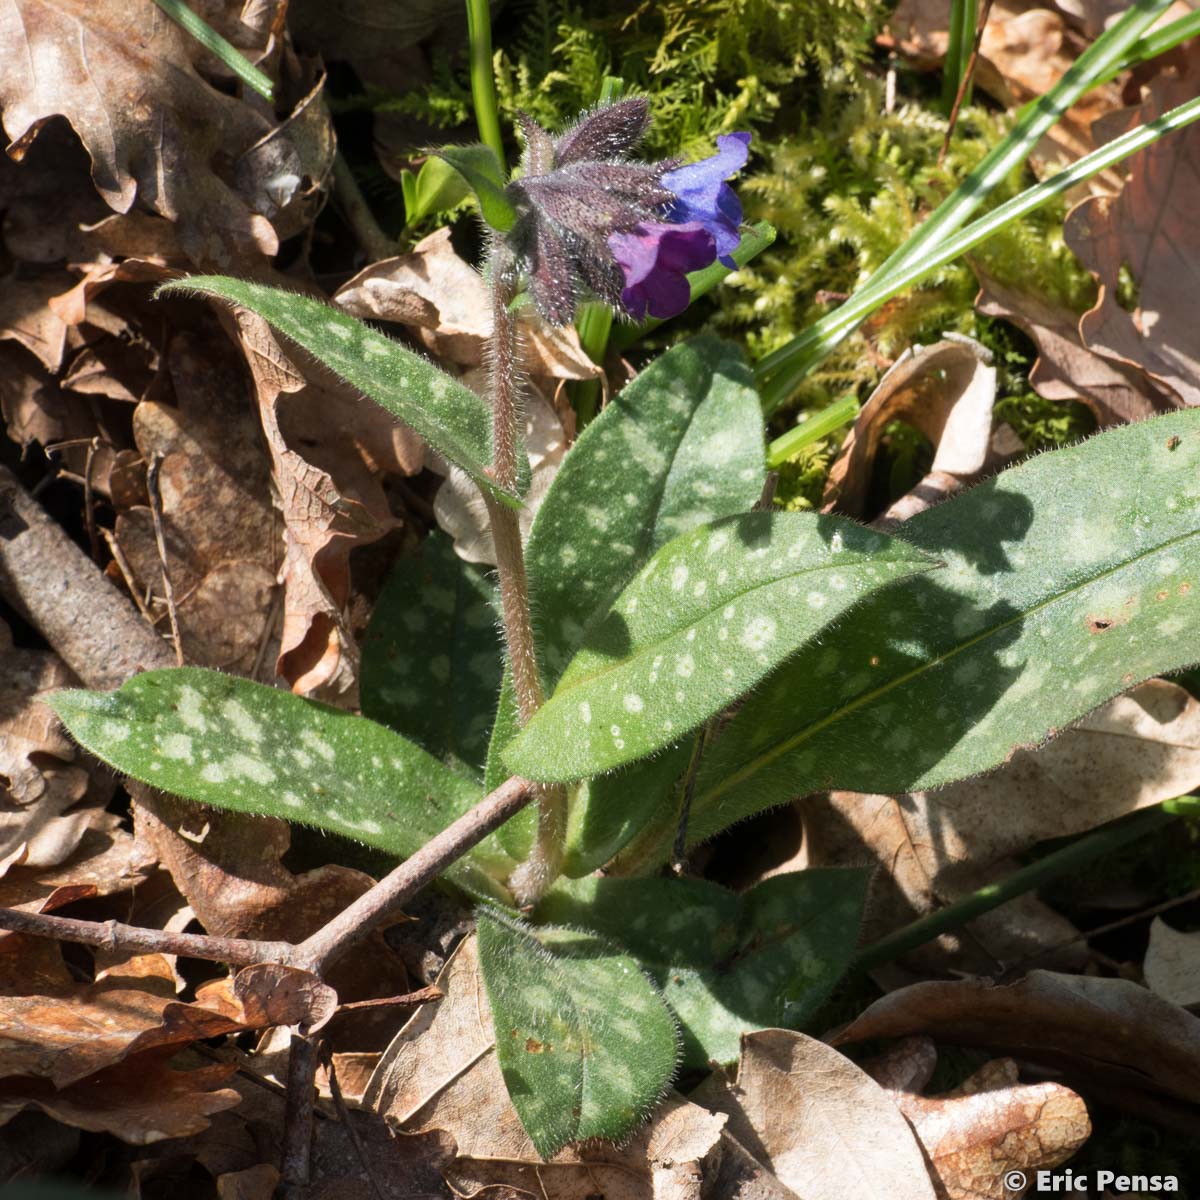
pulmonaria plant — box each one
[502,98,751,322]
[47,96,1200,1162]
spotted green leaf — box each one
[476,907,679,1156]
[362,533,502,777]
[621,411,1200,868]
[490,334,766,861]
[50,668,514,900]
[434,144,517,232]
[505,512,936,781]
[537,868,870,1067]
[159,277,521,508]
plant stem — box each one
[465,0,505,165]
[484,254,566,904]
[852,798,1198,973]
[756,0,1173,412]
[332,153,398,262]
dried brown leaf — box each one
[691,1028,936,1200]
[228,307,400,696]
[834,969,1200,1110]
[0,0,289,268]
[975,272,1166,425]
[1144,917,1200,1008]
[822,337,1006,519]
[863,1045,1090,1200]
[1064,45,1200,408]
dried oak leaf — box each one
[975,270,1167,426]
[0,0,279,269]
[804,680,1200,973]
[833,970,1200,1112]
[863,1040,1090,1200]
[1064,45,1200,408]
[227,307,400,697]
[690,1028,936,1200]
[363,935,726,1200]
[1143,917,1200,1008]
[822,337,1014,520]
[334,227,602,382]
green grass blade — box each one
[151,0,273,101]
[465,0,505,166]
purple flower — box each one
[661,133,751,267]
[497,102,750,325]
[607,222,717,320]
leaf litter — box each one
[0,0,1198,1194]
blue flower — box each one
[607,221,717,320]
[661,133,751,268]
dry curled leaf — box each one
[822,337,1011,520]
[863,1040,1090,1200]
[1064,45,1200,409]
[804,680,1200,971]
[691,1028,936,1200]
[834,970,1200,1112]
[1144,917,1200,1008]
[364,936,725,1200]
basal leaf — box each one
[506,513,936,781]
[622,412,1200,867]
[159,277,521,507]
[537,869,870,1067]
[50,668,514,899]
[362,533,502,777]
[491,334,766,861]
[434,144,517,232]
[476,907,679,1156]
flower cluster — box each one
[502,99,749,325]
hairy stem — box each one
[485,252,565,904]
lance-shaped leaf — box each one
[159,277,522,507]
[505,512,936,781]
[434,144,517,232]
[361,533,502,777]
[50,668,515,900]
[475,907,679,1157]
[490,334,765,859]
[537,868,870,1068]
[623,411,1200,866]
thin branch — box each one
[940,0,996,164]
[0,775,536,975]
[281,1033,320,1192]
[296,774,534,975]
[0,907,294,967]
[332,153,398,264]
